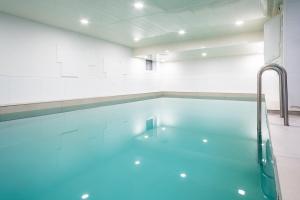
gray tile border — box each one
[0,91,262,121]
[162,91,260,101]
[0,92,162,114]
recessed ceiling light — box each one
[134,37,141,42]
[178,29,186,35]
[160,59,166,62]
[202,52,207,57]
[144,135,149,139]
[202,139,208,143]
[200,46,206,49]
[80,18,89,25]
[81,193,89,199]
[134,2,144,10]
[235,20,244,26]
[238,189,246,196]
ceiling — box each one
[154,42,264,62]
[0,0,267,48]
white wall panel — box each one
[160,55,280,110]
[0,76,10,105]
[40,78,64,102]
[9,77,43,104]
[0,13,159,105]
[283,0,300,110]
[264,15,281,64]
[0,12,287,110]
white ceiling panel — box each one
[0,0,267,47]
[154,42,264,62]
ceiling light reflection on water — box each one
[134,160,141,166]
[180,173,187,179]
[81,193,89,199]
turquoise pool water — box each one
[0,98,277,200]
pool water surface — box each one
[0,98,277,200]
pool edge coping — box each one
[0,91,262,121]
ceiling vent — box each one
[260,0,282,17]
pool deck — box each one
[268,113,300,200]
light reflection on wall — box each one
[133,119,146,135]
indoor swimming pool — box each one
[0,97,278,200]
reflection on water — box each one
[0,98,278,200]
[259,139,278,199]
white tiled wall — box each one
[0,12,287,110]
[160,55,281,110]
[0,13,160,105]
[283,0,300,111]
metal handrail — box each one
[257,64,289,134]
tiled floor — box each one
[268,113,300,200]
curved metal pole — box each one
[281,66,289,126]
[278,66,288,119]
[279,74,283,117]
[257,65,288,200]
[257,64,289,134]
